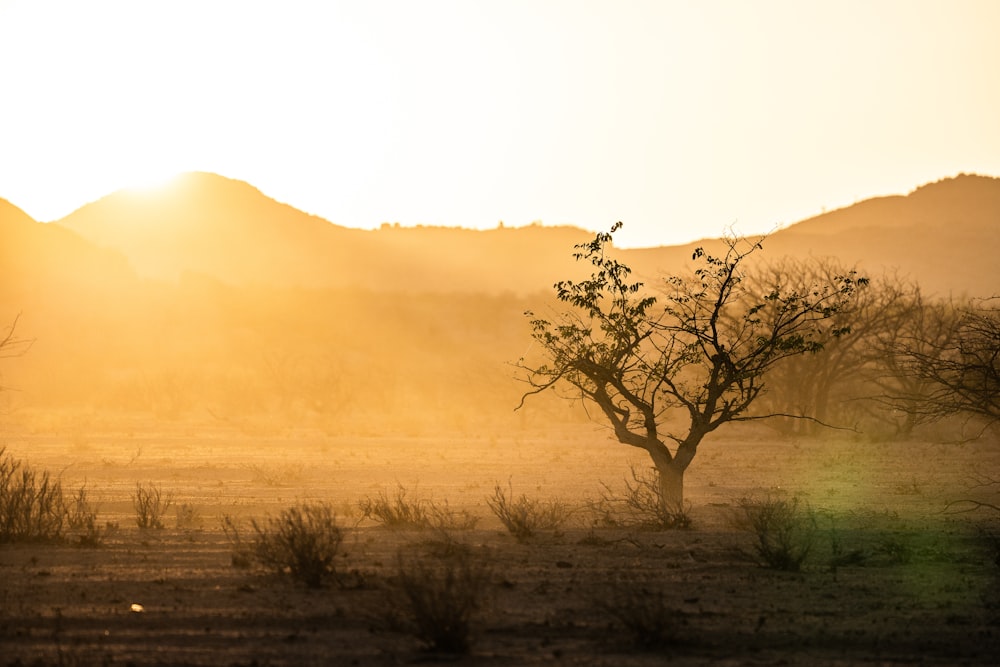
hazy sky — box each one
[2,0,998,248]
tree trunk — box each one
[654,461,685,511]
[647,435,700,512]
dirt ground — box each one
[1,421,999,666]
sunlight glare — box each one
[120,168,183,195]
[120,168,186,195]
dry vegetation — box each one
[1,423,998,666]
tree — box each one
[884,298,1000,432]
[515,224,866,509]
[866,291,960,437]
[760,269,923,438]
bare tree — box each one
[884,298,1000,432]
[515,224,866,509]
[866,292,960,437]
[760,270,924,437]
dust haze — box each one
[0,173,998,665]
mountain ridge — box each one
[4,170,997,297]
[51,172,599,293]
[1,195,135,300]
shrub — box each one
[874,537,912,566]
[360,485,478,531]
[821,512,866,574]
[244,461,305,487]
[593,465,691,530]
[595,574,678,649]
[220,513,253,568]
[66,485,106,547]
[132,482,172,529]
[976,520,1000,569]
[486,480,566,541]
[427,501,479,532]
[0,447,66,542]
[735,494,816,571]
[359,485,433,528]
[249,503,343,588]
[392,547,492,653]
[175,503,202,530]
[358,486,479,530]
[66,486,94,530]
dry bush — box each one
[359,485,432,528]
[0,447,66,543]
[220,513,253,568]
[821,512,867,573]
[65,486,95,530]
[249,503,343,588]
[132,482,172,529]
[592,465,691,530]
[65,486,106,547]
[486,480,567,541]
[978,521,1000,569]
[243,461,305,487]
[174,503,202,530]
[594,573,680,650]
[359,485,477,531]
[391,546,492,653]
[734,494,816,571]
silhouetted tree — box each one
[884,298,1000,432]
[866,291,960,437]
[761,270,923,438]
[516,224,867,509]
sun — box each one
[119,168,183,194]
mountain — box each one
[54,172,595,294]
[54,172,362,287]
[0,198,35,228]
[1,197,134,304]
[622,174,1000,298]
[781,173,1000,236]
[758,174,1000,297]
[51,171,1000,298]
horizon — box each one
[4,168,996,250]
[2,1,999,249]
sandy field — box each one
[1,422,998,666]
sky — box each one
[1,0,999,249]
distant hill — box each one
[0,198,35,228]
[54,172,595,294]
[50,171,1000,297]
[759,174,1000,297]
[1,197,134,305]
[622,174,1000,298]
[54,172,363,287]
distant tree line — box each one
[758,277,999,440]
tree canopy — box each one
[516,224,867,508]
